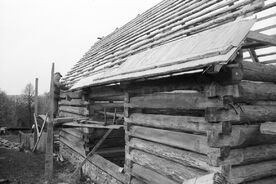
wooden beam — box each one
[130,149,206,183]
[45,63,54,181]
[220,144,276,166]
[231,160,276,183]
[247,31,276,46]
[125,113,231,135]
[182,172,227,184]
[129,138,219,172]
[205,105,276,123]
[87,154,126,183]
[260,122,276,135]
[242,61,276,83]
[208,124,276,148]
[70,128,113,178]
[132,163,178,184]
[248,48,259,62]
[127,93,224,110]
[128,125,218,155]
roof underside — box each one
[63,0,276,89]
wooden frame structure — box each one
[58,0,276,183]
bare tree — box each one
[23,83,34,127]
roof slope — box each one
[72,19,255,89]
[63,0,273,88]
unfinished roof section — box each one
[64,0,275,88]
[72,19,255,89]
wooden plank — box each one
[128,125,217,154]
[130,149,206,183]
[87,154,126,183]
[260,122,276,135]
[127,92,223,110]
[71,128,113,179]
[208,124,276,147]
[231,160,276,183]
[60,142,123,184]
[130,177,146,184]
[126,113,229,134]
[205,105,276,123]
[59,106,89,116]
[90,102,124,111]
[132,163,178,184]
[182,172,227,184]
[242,61,276,83]
[248,48,260,63]
[247,31,276,46]
[220,144,276,166]
[129,138,220,172]
[59,111,88,119]
[62,122,123,129]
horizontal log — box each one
[242,61,276,83]
[247,176,276,184]
[125,73,209,95]
[130,177,146,184]
[87,154,126,183]
[62,128,84,139]
[205,105,276,123]
[89,85,123,98]
[129,138,219,172]
[130,149,206,183]
[182,172,227,184]
[60,90,83,99]
[208,125,276,148]
[131,163,178,184]
[220,144,276,166]
[125,113,230,134]
[90,103,124,111]
[59,111,88,119]
[260,122,276,135]
[231,160,276,183]
[127,92,223,110]
[59,99,89,106]
[236,81,276,102]
[128,125,218,154]
[59,106,89,116]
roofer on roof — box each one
[54,72,70,118]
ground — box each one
[0,133,92,184]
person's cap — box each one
[55,72,62,77]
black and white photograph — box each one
[0,0,276,183]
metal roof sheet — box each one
[72,19,255,90]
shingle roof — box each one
[72,19,255,89]
[63,0,274,89]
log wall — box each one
[123,60,276,184]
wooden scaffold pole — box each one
[45,63,54,182]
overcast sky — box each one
[0,0,162,95]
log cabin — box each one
[58,0,276,183]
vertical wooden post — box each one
[45,63,54,182]
[34,78,38,143]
